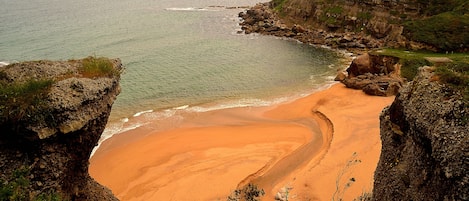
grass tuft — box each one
[0,79,55,127]
[79,57,119,78]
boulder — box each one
[347,53,371,77]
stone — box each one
[334,71,347,81]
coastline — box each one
[89,83,394,200]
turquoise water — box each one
[0,0,342,139]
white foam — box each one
[187,97,290,113]
[133,109,153,117]
[165,7,208,11]
[91,119,145,157]
[173,105,189,110]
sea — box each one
[0,0,344,146]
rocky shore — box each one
[238,3,383,54]
[0,58,121,200]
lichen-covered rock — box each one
[373,66,468,201]
[0,58,121,200]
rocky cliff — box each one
[0,57,121,200]
[240,0,468,52]
[373,66,468,200]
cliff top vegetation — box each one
[373,49,469,104]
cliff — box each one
[0,57,121,200]
[374,66,468,200]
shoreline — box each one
[89,83,394,200]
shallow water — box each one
[0,0,343,141]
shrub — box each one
[227,183,265,201]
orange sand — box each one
[89,84,395,200]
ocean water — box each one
[0,0,342,142]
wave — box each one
[0,61,9,67]
[173,105,189,110]
[165,7,209,11]
[133,109,154,117]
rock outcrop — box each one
[0,58,121,200]
[374,66,468,200]
[338,53,404,96]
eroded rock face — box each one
[374,67,468,201]
[0,58,121,200]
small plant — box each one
[272,0,287,12]
[333,152,361,201]
[79,57,118,78]
[227,183,265,201]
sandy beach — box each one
[89,83,395,200]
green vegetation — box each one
[419,0,468,16]
[79,57,119,78]
[372,48,469,80]
[326,6,343,15]
[374,48,468,110]
[403,0,469,51]
[0,78,54,127]
[0,167,62,201]
[272,0,287,12]
[403,12,469,51]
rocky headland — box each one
[0,57,122,200]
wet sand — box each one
[89,84,394,200]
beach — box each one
[89,83,394,200]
